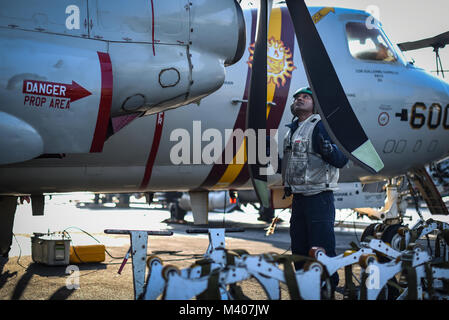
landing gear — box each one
[115,193,130,208]
[355,178,408,223]
[360,223,405,255]
[380,224,404,251]
[189,191,209,225]
[0,196,18,258]
[145,192,154,206]
[360,223,383,243]
[168,202,187,222]
[377,223,405,263]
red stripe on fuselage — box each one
[90,52,113,152]
[140,112,165,189]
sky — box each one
[240,0,449,76]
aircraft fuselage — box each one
[1,6,449,195]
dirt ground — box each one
[0,233,346,300]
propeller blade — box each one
[398,31,449,51]
[285,1,384,174]
[246,0,271,208]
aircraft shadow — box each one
[48,286,76,300]
[9,262,106,300]
[0,258,18,292]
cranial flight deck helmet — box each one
[293,87,313,99]
[291,87,317,116]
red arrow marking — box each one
[23,79,92,102]
[68,81,92,102]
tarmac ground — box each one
[0,193,446,301]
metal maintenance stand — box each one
[185,227,245,255]
[104,229,173,299]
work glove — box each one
[319,134,333,156]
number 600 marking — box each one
[410,102,449,130]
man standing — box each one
[282,87,348,294]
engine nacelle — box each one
[109,0,246,115]
[0,0,245,164]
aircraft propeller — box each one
[284,0,384,175]
[245,0,272,208]
[246,1,385,210]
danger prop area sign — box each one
[22,79,92,110]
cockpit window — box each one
[346,22,398,63]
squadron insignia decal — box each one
[311,7,335,24]
[247,37,296,88]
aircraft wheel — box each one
[169,202,187,221]
[376,224,404,262]
[116,194,130,208]
[321,277,333,300]
[361,223,382,242]
[381,224,404,252]
[376,277,401,300]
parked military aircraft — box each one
[0,0,246,165]
[2,3,449,256]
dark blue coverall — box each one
[286,119,348,292]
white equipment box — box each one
[31,233,71,266]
